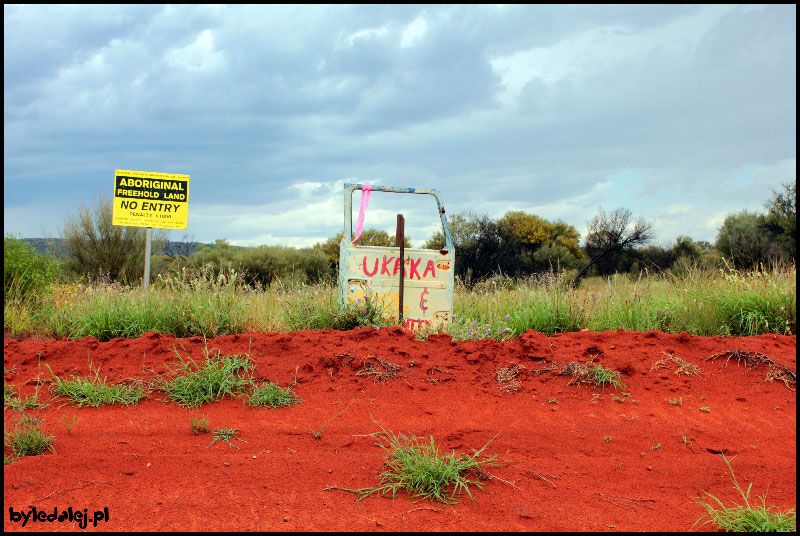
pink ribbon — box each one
[352,185,372,244]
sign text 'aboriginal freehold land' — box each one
[112,169,190,229]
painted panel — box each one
[338,184,454,331]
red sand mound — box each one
[3,328,796,531]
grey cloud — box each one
[3,5,795,246]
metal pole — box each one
[143,227,152,292]
[396,214,404,323]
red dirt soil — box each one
[4,328,796,532]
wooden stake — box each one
[396,214,405,323]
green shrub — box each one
[4,235,60,302]
[238,245,331,287]
[61,194,168,284]
[183,240,333,289]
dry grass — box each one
[498,380,522,393]
[496,364,524,392]
[559,362,584,378]
[708,350,796,390]
[651,352,702,377]
[356,356,403,382]
[530,362,558,375]
[558,360,626,390]
[496,364,523,383]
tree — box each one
[424,212,505,282]
[497,211,583,274]
[672,235,701,261]
[668,235,703,274]
[423,213,470,251]
[173,232,197,258]
[425,211,583,280]
[714,211,781,268]
[531,243,584,271]
[187,239,239,274]
[62,194,169,284]
[572,207,654,286]
[453,214,504,282]
[763,182,796,259]
[636,244,677,272]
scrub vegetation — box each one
[3,259,795,342]
[3,182,795,341]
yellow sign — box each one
[112,169,190,229]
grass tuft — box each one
[4,415,56,459]
[342,417,502,504]
[208,427,246,449]
[191,415,209,435]
[694,454,796,532]
[4,384,49,411]
[246,381,301,408]
[310,399,354,440]
[47,364,146,407]
[161,344,254,407]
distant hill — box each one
[20,238,69,258]
[21,238,215,259]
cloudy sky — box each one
[4,4,796,249]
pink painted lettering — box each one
[363,256,379,277]
[408,258,422,280]
[381,255,396,276]
[402,318,431,331]
[422,260,436,279]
